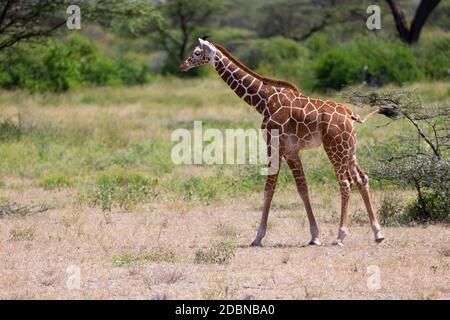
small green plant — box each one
[112,250,177,267]
[89,171,157,211]
[39,174,74,190]
[9,226,35,241]
[194,239,236,265]
[180,176,221,203]
[201,283,230,300]
[0,119,22,142]
[378,193,407,226]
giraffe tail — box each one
[352,107,400,124]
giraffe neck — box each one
[213,51,271,114]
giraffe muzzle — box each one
[179,63,189,72]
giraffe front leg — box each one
[251,169,280,247]
[251,146,281,247]
[286,155,321,246]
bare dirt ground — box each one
[1,188,448,300]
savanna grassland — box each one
[0,79,449,299]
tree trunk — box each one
[385,0,441,44]
[385,0,410,42]
[409,0,441,43]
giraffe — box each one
[180,38,393,246]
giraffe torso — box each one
[260,88,356,155]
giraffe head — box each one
[179,38,217,72]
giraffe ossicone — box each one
[180,39,393,246]
[198,38,217,67]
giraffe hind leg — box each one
[324,147,352,246]
[354,164,385,243]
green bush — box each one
[313,36,423,90]
[377,193,407,226]
[44,40,82,91]
[115,58,149,85]
[0,34,150,92]
[414,34,450,80]
[406,191,449,223]
[238,36,308,69]
[235,37,313,89]
[314,49,363,90]
[0,38,82,92]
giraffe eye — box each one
[194,50,202,56]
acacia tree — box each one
[0,0,156,52]
[0,0,67,51]
[118,0,226,73]
[385,0,441,44]
[347,89,449,222]
[256,0,367,41]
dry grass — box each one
[0,80,449,299]
[0,189,449,299]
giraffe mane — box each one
[212,43,300,93]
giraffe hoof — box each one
[308,239,322,246]
[250,240,262,247]
[333,239,344,247]
[375,236,385,244]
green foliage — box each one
[314,36,423,90]
[125,0,227,75]
[0,119,22,142]
[377,193,407,226]
[348,88,449,223]
[181,176,221,203]
[210,27,254,48]
[314,49,363,90]
[39,174,74,190]
[414,34,450,80]
[194,239,236,264]
[239,37,307,68]
[236,36,314,89]
[406,191,449,223]
[0,34,150,92]
[88,171,157,211]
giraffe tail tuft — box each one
[378,107,400,119]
